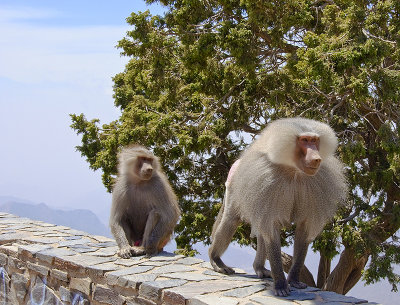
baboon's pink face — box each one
[135,156,154,180]
[294,135,322,176]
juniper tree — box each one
[71,0,400,294]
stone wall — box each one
[0,213,376,305]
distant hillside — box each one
[0,200,111,237]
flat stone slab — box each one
[188,295,239,305]
[163,272,219,281]
[106,265,155,285]
[114,257,144,266]
[18,244,53,255]
[250,296,295,305]
[88,246,119,257]
[139,260,170,266]
[148,251,184,261]
[67,244,97,253]
[263,289,315,301]
[122,273,159,288]
[58,238,93,247]
[223,284,266,298]
[23,236,62,244]
[36,248,77,264]
[163,280,255,301]
[317,290,368,303]
[88,241,118,248]
[151,264,196,274]
[176,257,204,265]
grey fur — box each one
[209,118,347,296]
[110,145,181,258]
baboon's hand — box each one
[118,246,135,258]
[118,246,145,258]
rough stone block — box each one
[54,253,115,274]
[27,262,49,276]
[0,245,18,256]
[28,275,63,305]
[70,277,92,296]
[118,273,158,288]
[11,273,29,303]
[59,286,71,303]
[50,269,69,282]
[139,279,187,302]
[0,253,7,266]
[70,292,90,305]
[162,290,186,305]
[87,262,121,279]
[8,256,25,271]
[93,284,124,305]
[135,296,157,305]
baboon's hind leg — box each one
[209,202,240,275]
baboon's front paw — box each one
[118,246,134,258]
[288,279,307,289]
[274,279,290,297]
[131,246,146,256]
[254,267,272,279]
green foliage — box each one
[71,0,400,290]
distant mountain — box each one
[0,196,34,205]
[0,200,111,237]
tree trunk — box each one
[281,251,316,287]
[317,253,331,289]
[323,247,369,294]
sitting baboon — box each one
[209,117,347,296]
[110,145,181,258]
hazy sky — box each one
[0,0,164,222]
[0,1,397,304]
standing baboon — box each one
[209,118,347,296]
[110,145,181,258]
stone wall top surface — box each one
[0,213,378,305]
